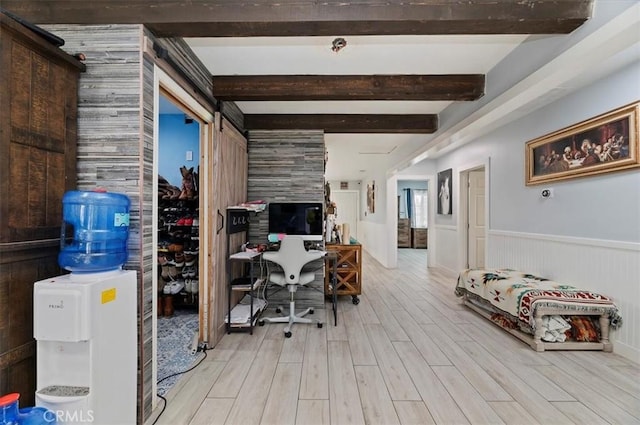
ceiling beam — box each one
[2,1,593,36]
[213,75,485,101]
[244,114,438,134]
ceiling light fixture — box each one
[331,37,347,53]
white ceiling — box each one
[186,35,527,180]
[181,2,639,181]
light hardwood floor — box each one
[151,249,640,425]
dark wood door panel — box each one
[1,16,81,243]
[1,12,82,408]
[0,345,36,407]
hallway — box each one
[152,249,640,425]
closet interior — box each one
[156,94,201,395]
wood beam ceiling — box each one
[213,75,484,102]
[2,1,593,37]
[2,1,592,135]
[244,114,438,134]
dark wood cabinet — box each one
[0,13,84,405]
[411,228,428,249]
[398,218,411,247]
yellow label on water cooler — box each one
[102,288,117,304]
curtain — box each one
[411,189,428,228]
[404,188,412,219]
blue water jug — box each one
[18,407,56,425]
[58,190,131,272]
[0,394,55,425]
[1,393,19,425]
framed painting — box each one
[437,168,452,215]
[366,180,375,214]
[525,102,639,185]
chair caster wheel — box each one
[275,307,282,314]
[309,308,314,315]
[317,323,323,328]
[352,296,360,305]
[258,320,265,326]
[284,331,292,338]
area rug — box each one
[157,310,199,396]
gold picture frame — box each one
[525,101,639,186]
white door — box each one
[468,170,485,268]
[332,191,359,242]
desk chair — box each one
[259,236,325,337]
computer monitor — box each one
[268,202,324,241]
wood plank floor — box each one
[151,249,640,425]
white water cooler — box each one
[33,269,137,425]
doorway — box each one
[387,174,436,269]
[152,66,214,404]
[155,92,202,396]
[331,190,359,242]
[398,179,429,250]
[460,166,486,269]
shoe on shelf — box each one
[168,243,183,253]
[166,261,178,280]
[190,279,199,294]
[160,261,172,281]
[174,252,185,267]
[163,282,172,295]
[169,280,184,295]
[182,266,191,279]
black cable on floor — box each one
[151,394,167,425]
[151,348,209,425]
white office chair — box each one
[259,236,325,337]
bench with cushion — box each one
[455,268,622,352]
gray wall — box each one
[247,130,325,241]
[43,24,222,423]
[247,130,326,311]
[438,61,640,242]
[42,22,150,419]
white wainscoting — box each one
[434,225,459,275]
[488,229,640,362]
[358,220,392,268]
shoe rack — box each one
[157,194,200,317]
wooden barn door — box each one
[207,114,248,346]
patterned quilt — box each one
[455,268,622,333]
